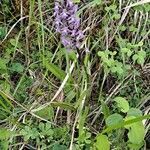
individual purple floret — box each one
[54,0,84,51]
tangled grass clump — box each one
[0,0,150,149]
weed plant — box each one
[0,0,150,150]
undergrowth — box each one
[0,0,150,150]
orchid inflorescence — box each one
[54,0,84,51]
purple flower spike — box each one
[71,29,77,37]
[62,27,69,35]
[61,36,71,47]
[67,0,73,7]
[54,2,60,11]
[61,9,68,19]
[54,0,84,50]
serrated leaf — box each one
[106,113,123,126]
[95,134,110,150]
[114,97,129,113]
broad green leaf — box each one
[35,106,54,120]
[106,113,123,127]
[128,121,145,144]
[102,114,150,134]
[114,97,129,113]
[124,115,145,145]
[95,134,110,150]
[45,62,66,81]
[127,108,142,117]
[128,142,143,150]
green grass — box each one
[0,0,150,150]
